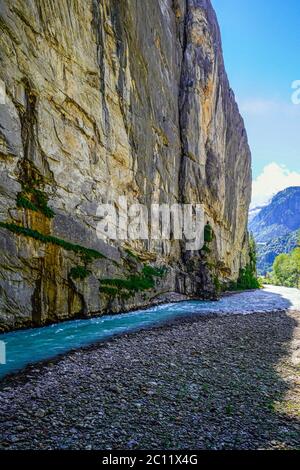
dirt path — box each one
[0,309,299,450]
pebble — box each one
[0,309,299,450]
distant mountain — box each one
[249,186,300,274]
[248,205,266,224]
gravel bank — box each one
[0,310,300,450]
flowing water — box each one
[0,285,299,379]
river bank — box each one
[0,306,299,450]
[1,285,299,379]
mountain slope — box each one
[249,187,300,274]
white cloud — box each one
[240,99,279,115]
[239,97,300,118]
[251,163,300,208]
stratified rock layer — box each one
[0,0,251,331]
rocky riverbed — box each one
[0,300,299,450]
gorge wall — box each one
[0,0,252,331]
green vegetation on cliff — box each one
[69,266,91,280]
[99,265,167,299]
[16,159,55,219]
[0,222,105,262]
[228,234,261,291]
[235,264,261,290]
[17,188,55,219]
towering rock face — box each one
[0,0,251,331]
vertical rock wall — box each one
[0,0,251,331]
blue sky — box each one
[212,0,300,206]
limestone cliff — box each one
[0,0,252,331]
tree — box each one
[235,233,260,290]
[272,247,300,288]
[249,233,257,273]
[290,248,300,288]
